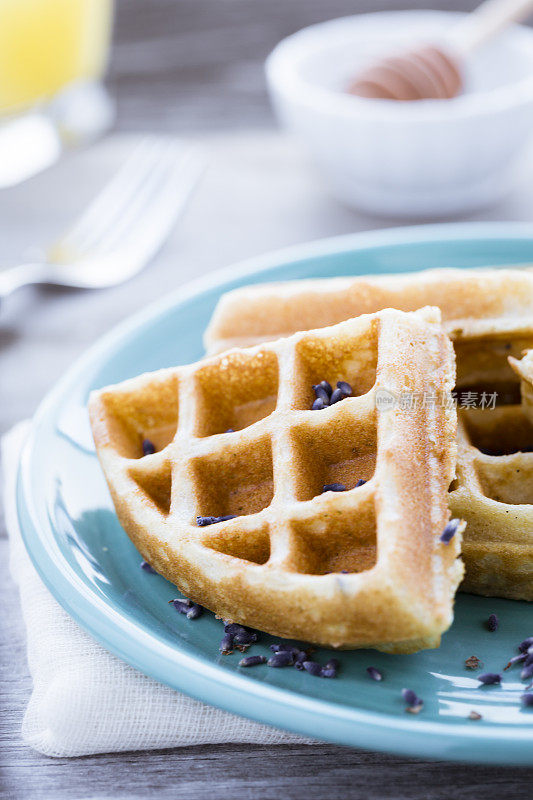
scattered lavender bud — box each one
[367,666,383,682]
[197,514,237,526]
[336,381,353,396]
[224,622,247,636]
[478,673,501,686]
[521,693,533,707]
[322,483,346,493]
[313,385,331,404]
[324,658,340,672]
[355,479,366,487]
[186,603,204,619]
[311,397,328,411]
[521,663,533,681]
[293,651,308,670]
[519,637,533,653]
[233,629,258,646]
[487,614,499,632]
[225,428,234,433]
[402,688,421,707]
[302,661,323,677]
[142,438,156,456]
[140,561,157,574]
[219,632,234,654]
[318,380,333,397]
[170,598,192,614]
[268,651,293,668]
[270,644,299,656]
[329,387,345,404]
[439,518,461,544]
[321,667,337,678]
[239,655,267,667]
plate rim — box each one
[18,221,533,764]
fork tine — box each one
[88,140,194,258]
[53,138,167,257]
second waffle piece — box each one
[89,307,462,653]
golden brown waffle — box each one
[89,307,462,653]
[206,267,533,601]
[449,403,533,601]
[452,351,533,600]
[204,267,533,391]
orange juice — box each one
[0,0,113,113]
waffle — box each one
[450,351,533,600]
[204,267,533,391]
[89,307,462,653]
[206,267,533,601]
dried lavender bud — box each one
[487,613,499,632]
[329,387,345,404]
[313,385,331,404]
[302,661,323,677]
[270,644,299,656]
[521,663,533,681]
[140,561,157,574]
[521,693,533,707]
[186,603,204,619]
[367,666,383,681]
[519,637,533,653]
[233,629,258,646]
[355,479,366,487]
[478,673,501,685]
[321,668,337,678]
[239,655,267,667]
[268,651,293,668]
[324,658,340,672]
[293,651,308,670]
[318,380,333,397]
[402,688,421,707]
[197,514,237,526]
[170,598,192,614]
[322,483,346,493]
[439,518,461,544]
[224,622,247,636]
[219,632,234,654]
[336,381,353,396]
[142,438,156,456]
[311,397,328,411]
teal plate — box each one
[18,223,533,764]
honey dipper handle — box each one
[451,0,533,57]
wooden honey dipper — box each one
[349,0,533,100]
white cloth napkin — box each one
[3,422,313,757]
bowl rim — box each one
[265,10,533,123]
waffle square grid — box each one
[90,307,462,652]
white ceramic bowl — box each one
[265,10,533,218]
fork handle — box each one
[0,263,48,299]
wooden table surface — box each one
[2,2,533,798]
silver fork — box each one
[0,137,202,299]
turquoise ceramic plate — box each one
[19,223,533,764]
